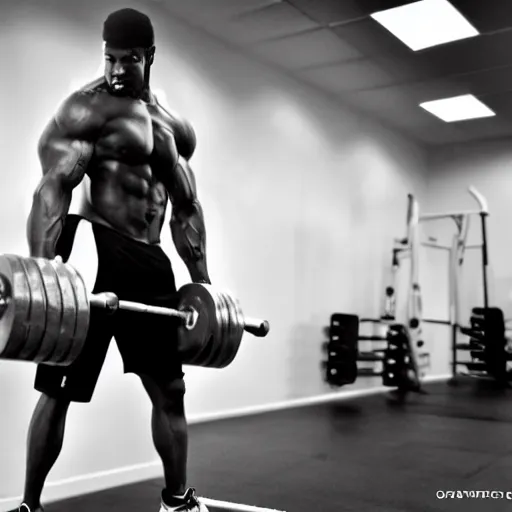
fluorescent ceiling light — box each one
[420,94,495,122]
[371,0,479,51]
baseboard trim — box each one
[0,374,451,510]
[187,373,451,424]
[0,461,163,509]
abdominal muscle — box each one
[78,161,168,245]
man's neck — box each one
[143,89,156,104]
[140,84,156,105]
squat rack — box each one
[403,187,490,379]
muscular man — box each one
[11,8,209,512]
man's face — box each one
[103,45,152,97]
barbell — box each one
[0,254,269,369]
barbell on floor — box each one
[0,254,269,369]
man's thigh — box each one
[34,309,114,403]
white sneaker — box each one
[8,504,44,512]
[159,488,209,512]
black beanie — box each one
[103,8,154,49]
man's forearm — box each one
[171,200,210,284]
[27,177,71,259]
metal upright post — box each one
[480,212,489,310]
[449,233,459,379]
[468,186,490,310]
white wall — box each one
[0,0,430,503]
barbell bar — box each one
[88,291,269,338]
[0,254,270,369]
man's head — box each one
[102,8,155,98]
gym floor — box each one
[46,379,512,512]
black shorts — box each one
[34,215,184,403]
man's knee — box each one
[165,377,186,396]
[141,375,186,413]
[162,377,185,409]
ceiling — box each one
[160,0,512,147]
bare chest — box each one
[95,101,179,169]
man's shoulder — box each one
[78,77,109,96]
[154,100,190,132]
[155,99,196,159]
[65,78,108,110]
[55,78,108,134]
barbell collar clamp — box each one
[244,318,270,338]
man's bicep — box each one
[174,117,196,162]
[168,158,198,209]
[172,119,198,204]
[38,119,93,187]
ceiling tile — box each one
[226,1,320,44]
[346,88,436,129]
[163,0,280,22]
[372,53,442,84]
[450,0,512,34]
[298,60,395,94]
[455,116,512,141]
[252,28,362,70]
[374,78,471,105]
[285,0,365,24]
[455,65,512,98]
[412,123,470,145]
[347,87,410,111]
[481,91,512,119]
[421,30,512,77]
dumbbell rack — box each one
[356,318,389,381]
[454,307,512,383]
[357,318,430,390]
[323,313,358,387]
[323,314,430,392]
